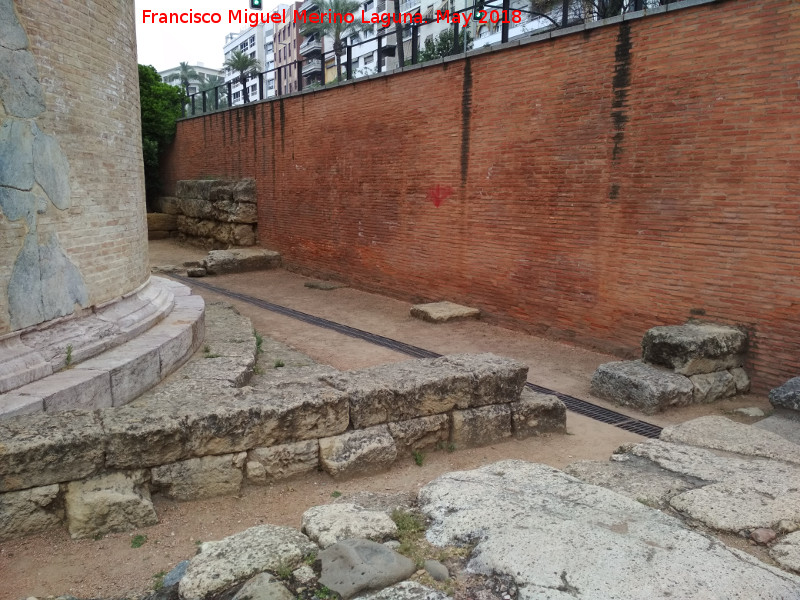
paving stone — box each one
[590,360,694,414]
[0,484,63,541]
[451,404,512,448]
[204,249,281,275]
[641,323,747,375]
[232,573,294,600]
[319,426,397,479]
[248,440,319,482]
[302,503,397,549]
[64,470,157,539]
[754,413,800,446]
[419,460,800,599]
[324,354,526,428]
[510,389,566,438]
[410,301,480,323]
[690,370,736,403]
[318,538,416,599]
[660,416,800,465]
[771,531,800,574]
[151,454,243,501]
[179,525,316,600]
[770,377,800,412]
[0,410,104,492]
[387,414,449,456]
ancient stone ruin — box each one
[591,322,750,413]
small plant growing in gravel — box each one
[314,586,336,599]
[330,490,342,498]
[65,344,73,367]
[274,561,294,580]
[152,571,167,590]
[274,359,285,368]
[412,450,425,466]
[131,534,147,548]
[254,330,263,354]
[303,552,317,566]
[253,365,264,375]
[203,345,221,359]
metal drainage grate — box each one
[174,276,663,439]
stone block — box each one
[769,377,800,412]
[147,212,178,232]
[0,484,63,541]
[0,392,42,419]
[451,404,512,448]
[690,371,736,403]
[510,389,566,439]
[154,196,181,214]
[248,440,319,482]
[729,367,751,394]
[16,368,111,413]
[0,334,52,394]
[151,454,243,501]
[0,410,105,492]
[323,353,527,429]
[641,323,747,375]
[204,249,282,275]
[388,414,449,455]
[319,426,397,479]
[64,470,158,539]
[590,360,694,414]
[410,301,480,323]
[302,503,398,548]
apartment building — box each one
[275,1,305,95]
[223,22,276,105]
[158,64,224,95]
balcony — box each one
[399,0,421,11]
[299,0,319,12]
[301,59,322,76]
[299,37,322,56]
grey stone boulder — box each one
[641,323,746,375]
[204,249,281,275]
[660,416,800,465]
[410,301,480,323]
[419,460,800,599]
[690,371,736,403]
[352,581,450,600]
[0,483,63,541]
[730,367,751,393]
[64,470,158,539]
[178,525,317,600]
[318,538,416,599]
[770,377,800,412]
[231,573,294,600]
[590,360,693,414]
[302,503,398,549]
[423,559,449,582]
[771,531,800,574]
[319,426,397,479]
[151,453,244,501]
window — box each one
[250,84,257,93]
[233,91,241,100]
[250,51,256,59]
[267,60,275,70]
[363,53,374,65]
[267,79,275,89]
[350,34,360,45]
[187,86,197,94]
[239,41,248,51]
[377,0,385,10]
[249,36,256,48]
[364,0,374,9]
[266,42,273,52]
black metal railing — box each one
[184,0,676,116]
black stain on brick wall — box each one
[611,22,632,162]
[460,59,472,187]
[279,99,286,153]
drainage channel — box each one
[174,275,663,439]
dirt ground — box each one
[0,240,773,600]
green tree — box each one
[199,74,227,112]
[223,51,261,103]
[138,64,184,210]
[418,28,473,63]
[164,61,200,97]
[300,0,372,82]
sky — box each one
[135,0,283,72]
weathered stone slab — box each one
[151,454,243,501]
[590,360,694,414]
[770,377,800,412]
[0,45,46,118]
[771,531,800,574]
[204,249,281,275]
[689,370,736,404]
[177,216,256,247]
[730,367,751,394]
[302,503,398,548]
[0,410,104,492]
[353,581,450,600]
[319,426,397,479]
[75,338,160,407]
[387,414,449,455]
[324,354,526,429]
[0,0,30,51]
[510,389,566,438]
[232,573,294,600]
[0,392,42,418]
[15,368,111,413]
[451,404,512,448]
[0,484,63,541]
[248,440,319,483]
[565,457,699,508]
[0,334,52,394]
[660,416,800,465]
[419,460,800,599]
[754,413,800,446]
[0,118,34,190]
[410,301,480,323]
[64,470,157,539]
[319,539,416,600]
[641,323,747,375]
[179,525,316,600]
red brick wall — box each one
[162,0,800,393]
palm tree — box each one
[300,0,372,82]
[199,74,227,111]
[223,51,261,103]
[164,62,200,97]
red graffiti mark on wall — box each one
[427,184,453,208]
